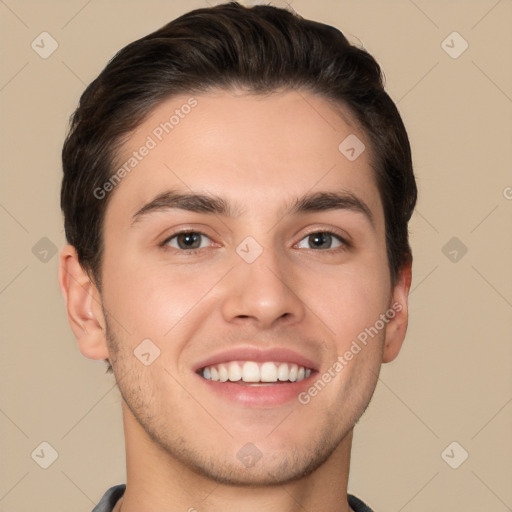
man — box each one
[58,2,417,511]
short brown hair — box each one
[61,1,417,290]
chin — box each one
[154,433,341,487]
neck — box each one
[117,402,354,512]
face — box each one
[92,89,408,485]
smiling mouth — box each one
[198,360,312,384]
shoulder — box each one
[348,493,376,512]
[91,484,126,512]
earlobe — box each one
[382,259,412,363]
[58,244,109,361]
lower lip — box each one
[196,374,315,407]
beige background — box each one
[1,0,511,510]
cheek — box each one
[103,257,226,343]
[308,261,391,345]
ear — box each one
[382,258,412,363]
[58,244,109,361]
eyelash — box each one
[160,229,350,255]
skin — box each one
[59,88,411,512]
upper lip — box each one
[193,346,318,373]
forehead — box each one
[106,88,383,227]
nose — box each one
[220,247,306,329]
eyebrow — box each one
[131,189,374,227]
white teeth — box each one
[218,364,229,382]
[201,361,312,383]
[242,361,260,382]
[228,361,242,381]
[260,362,278,382]
[277,362,289,381]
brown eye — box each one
[165,232,211,250]
[296,232,344,250]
